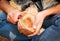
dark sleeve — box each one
[7,0,10,1]
[32,0,39,2]
[56,0,60,3]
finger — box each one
[7,15,9,20]
[28,30,38,37]
[14,16,18,24]
[7,16,12,22]
[18,11,27,18]
[21,11,27,15]
[8,13,18,24]
[28,25,40,37]
[7,15,15,24]
[9,14,18,24]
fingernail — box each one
[18,15,22,19]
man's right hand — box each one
[0,0,26,24]
[7,9,26,24]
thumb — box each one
[18,11,27,19]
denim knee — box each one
[42,14,60,29]
[32,14,60,41]
[0,12,8,28]
[0,12,32,41]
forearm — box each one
[35,4,60,29]
[0,0,14,13]
[42,4,60,17]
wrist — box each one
[6,6,16,13]
[0,0,15,14]
[38,11,48,18]
[42,4,60,17]
[41,9,54,17]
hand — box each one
[28,11,46,37]
[7,9,26,24]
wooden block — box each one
[18,5,38,36]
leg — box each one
[0,12,32,41]
[32,14,60,41]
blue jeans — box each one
[0,12,32,41]
[32,13,60,41]
[0,12,60,41]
